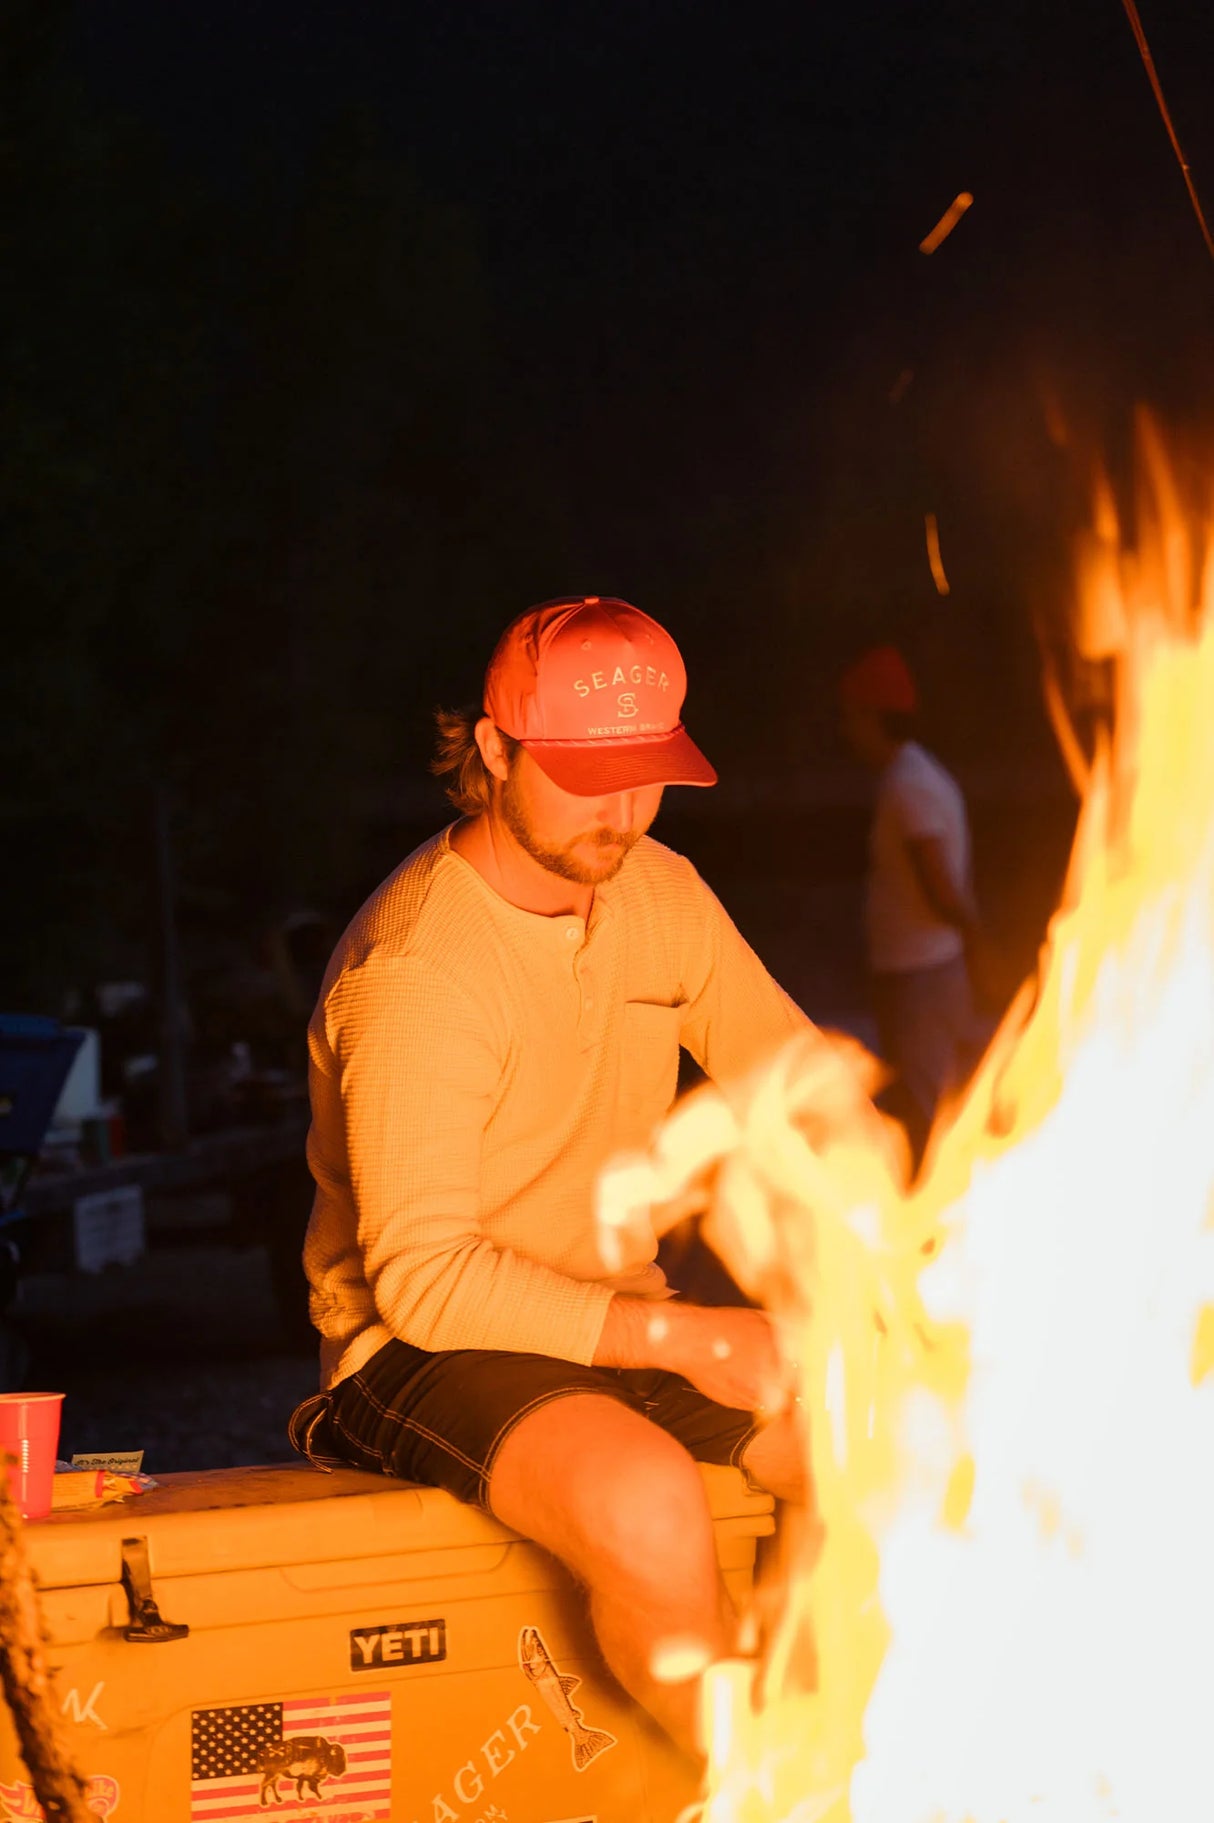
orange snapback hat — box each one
[484,596,718,795]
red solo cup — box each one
[0,1392,65,1521]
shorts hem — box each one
[729,1418,768,1497]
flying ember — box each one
[918,192,973,255]
[618,420,1214,1821]
[924,513,950,596]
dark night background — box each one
[5,0,1214,1041]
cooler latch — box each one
[120,1535,190,1643]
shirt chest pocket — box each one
[617,1001,684,1143]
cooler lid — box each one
[26,1460,773,1591]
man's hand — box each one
[594,1296,792,1415]
[662,1305,792,1413]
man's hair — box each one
[430,706,521,814]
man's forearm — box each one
[592,1293,676,1369]
[593,1294,789,1413]
[594,1294,746,1370]
[366,1229,616,1363]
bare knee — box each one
[740,1411,811,1505]
[592,1439,716,1581]
[488,1394,716,1593]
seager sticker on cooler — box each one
[190,1689,391,1819]
[350,1615,447,1671]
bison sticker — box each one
[257,1733,347,1804]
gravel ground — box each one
[11,1241,319,1474]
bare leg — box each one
[740,1411,822,1688]
[488,1393,733,1755]
[739,1409,808,1505]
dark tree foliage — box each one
[2,1,224,997]
[0,13,534,1009]
[5,0,1212,1022]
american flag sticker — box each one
[190,1689,391,1819]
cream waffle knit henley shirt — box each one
[304,826,806,1390]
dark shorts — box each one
[288,1338,760,1511]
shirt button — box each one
[565,928,578,942]
[583,998,593,1010]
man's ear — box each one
[474,716,511,784]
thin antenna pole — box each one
[1120,0,1214,263]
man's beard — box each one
[499,771,642,885]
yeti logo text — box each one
[573,665,670,696]
[350,1617,446,1670]
[616,693,639,718]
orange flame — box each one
[646,420,1214,1819]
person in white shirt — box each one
[839,645,980,1162]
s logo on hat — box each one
[483,597,717,796]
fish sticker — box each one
[517,1626,616,1773]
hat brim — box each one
[521,727,718,795]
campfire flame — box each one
[636,421,1214,1819]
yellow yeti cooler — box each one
[0,1460,774,1822]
